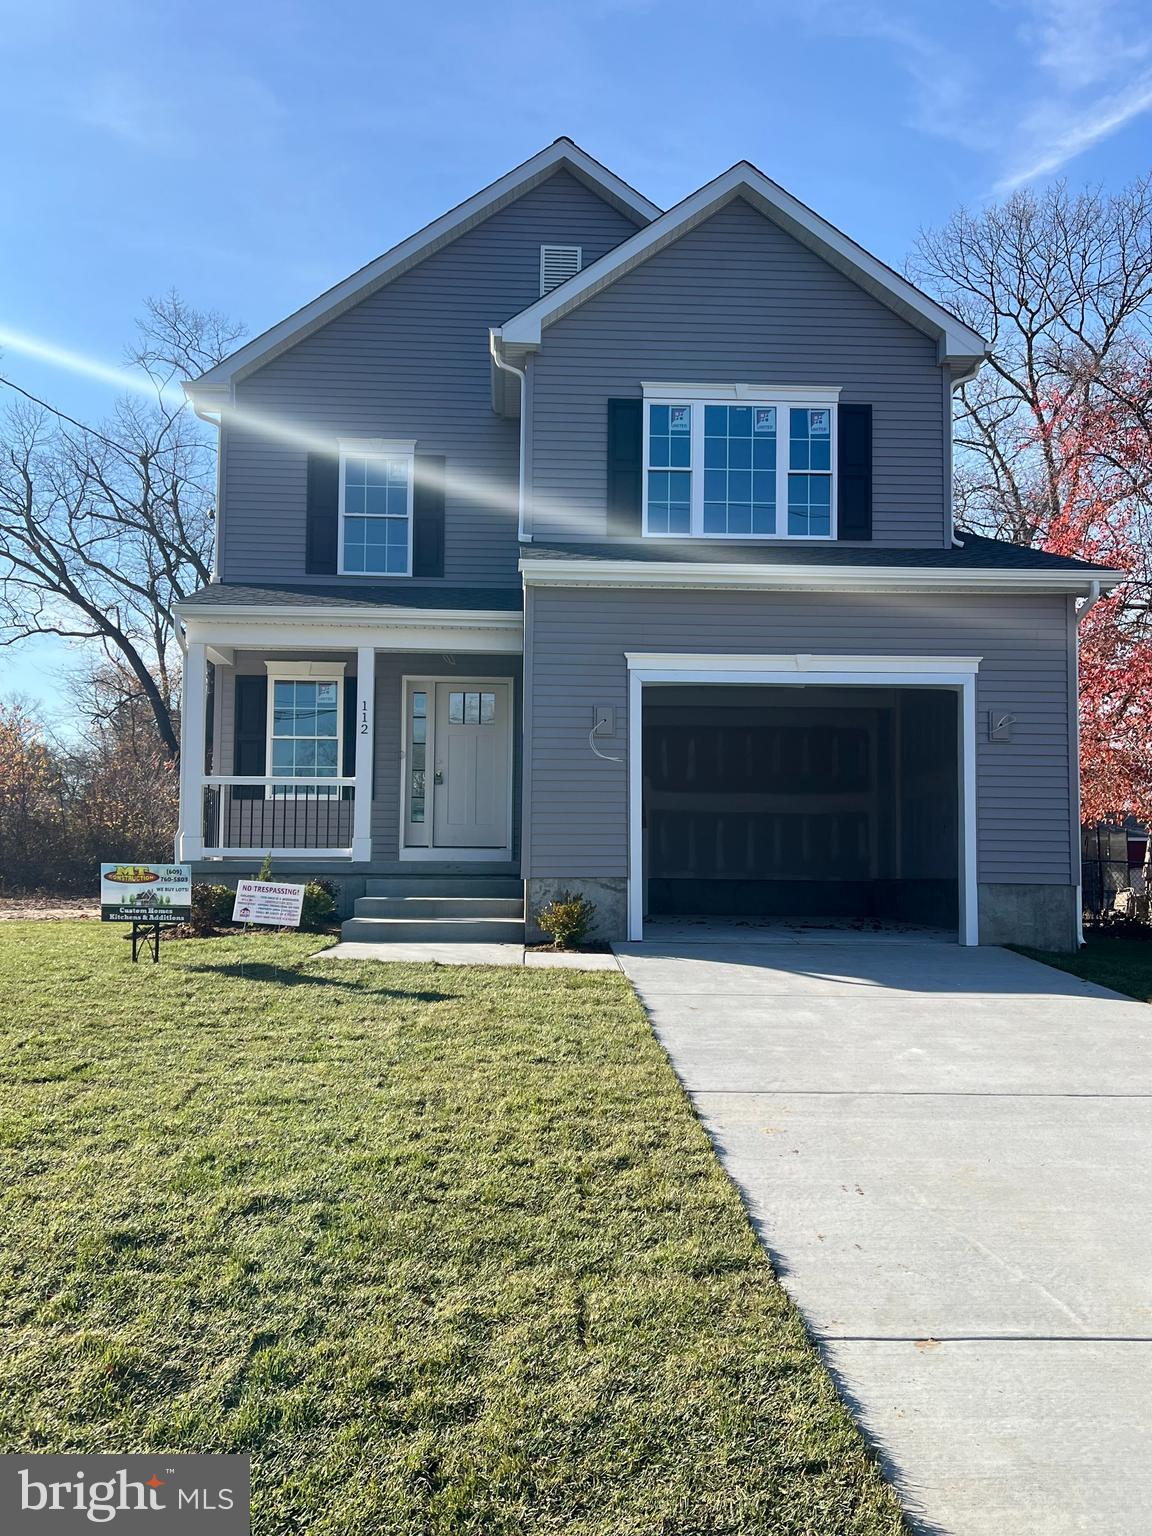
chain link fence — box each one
[1081,824,1149,927]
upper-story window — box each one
[338,439,415,575]
[642,388,838,539]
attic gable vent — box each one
[540,244,582,296]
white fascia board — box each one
[184,141,659,401]
[176,605,523,654]
[500,162,988,363]
[175,601,521,626]
[518,557,1122,595]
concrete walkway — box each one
[320,941,621,970]
[613,937,1152,1536]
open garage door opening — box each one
[642,685,960,934]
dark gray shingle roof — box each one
[518,532,1114,574]
[178,582,523,612]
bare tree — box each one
[0,295,243,761]
[910,178,1152,552]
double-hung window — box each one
[339,438,416,575]
[642,388,838,539]
[266,663,344,798]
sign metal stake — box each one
[130,921,163,963]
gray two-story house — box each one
[177,139,1117,950]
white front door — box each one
[430,681,511,848]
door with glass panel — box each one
[403,680,511,850]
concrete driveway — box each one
[613,936,1152,1536]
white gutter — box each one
[518,557,1123,595]
[489,328,529,542]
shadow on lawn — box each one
[180,960,450,1003]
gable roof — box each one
[497,161,988,374]
[184,139,660,404]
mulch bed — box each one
[0,897,99,921]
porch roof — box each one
[177,582,523,613]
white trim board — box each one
[643,382,842,402]
[499,161,988,369]
[625,653,980,948]
[263,659,346,678]
[519,558,1118,595]
[185,140,659,400]
[177,612,523,655]
[625,652,981,672]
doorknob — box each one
[434,769,444,785]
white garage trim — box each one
[625,653,981,946]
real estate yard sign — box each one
[100,863,192,923]
[232,880,306,928]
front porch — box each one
[175,595,524,876]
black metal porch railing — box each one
[201,778,356,852]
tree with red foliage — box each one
[1039,362,1152,826]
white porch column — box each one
[177,641,207,860]
[352,645,376,862]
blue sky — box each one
[2,0,1151,717]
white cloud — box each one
[1023,0,1150,92]
[810,0,1152,192]
[996,67,1152,189]
[994,0,1152,188]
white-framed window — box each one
[265,662,345,797]
[338,438,416,576]
[642,386,839,540]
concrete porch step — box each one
[340,916,526,944]
[363,876,522,899]
[354,897,523,918]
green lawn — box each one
[1014,936,1152,1004]
[0,923,903,1535]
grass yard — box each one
[1014,936,1152,1004]
[0,923,904,1536]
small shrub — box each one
[537,891,596,949]
[301,879,338,932]
[189,883,236,937]
[255,852,274,882]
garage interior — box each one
[642,685,960,930]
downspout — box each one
[1072,581,1102,945]
[489,328,529,543]
[1077,579,1103,623]
[193,401,223,582]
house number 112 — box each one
[360,700,369,735]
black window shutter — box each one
[306,451,340,574]
[837,404,872,542]
[606,398,643,537]
[412,455,446,577]
[342,676,357,786]
[233,675,268,800]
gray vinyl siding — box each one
[215,651,521,866]
[220,170,641,588]
[527,197,948,547]
[523,587,1076,886]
